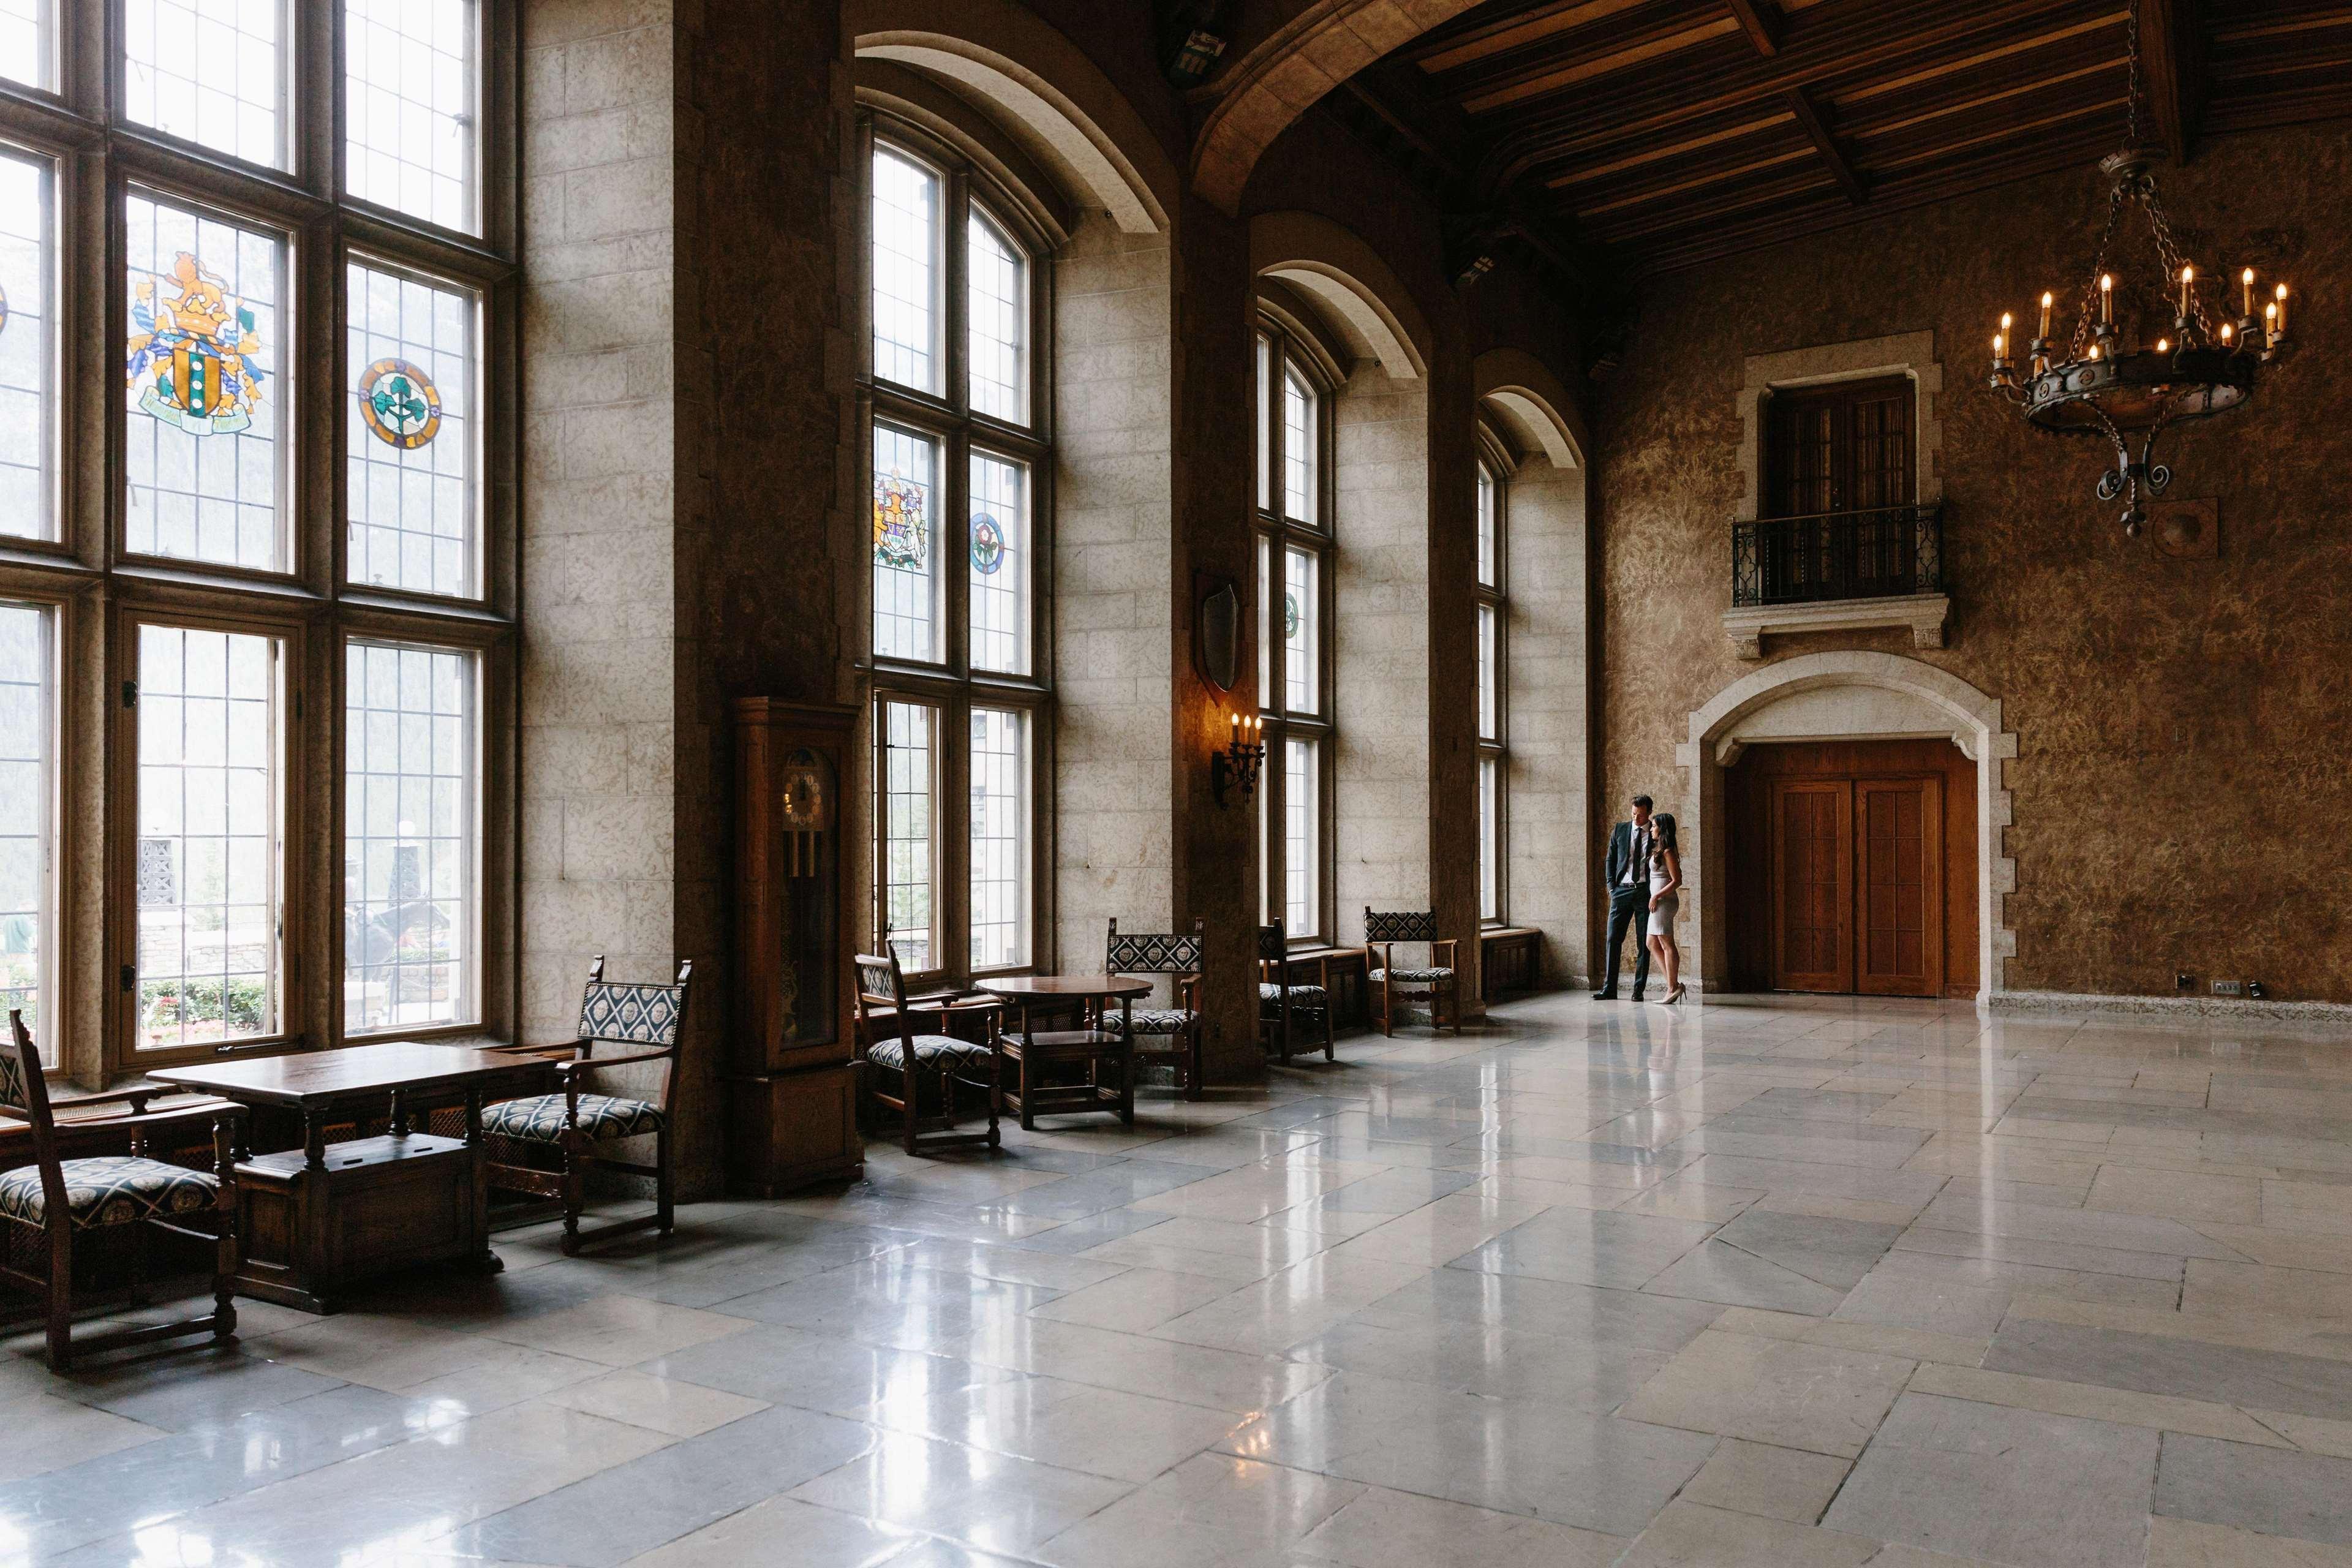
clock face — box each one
[780,750,832,830]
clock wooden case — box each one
[728,698,863,1194]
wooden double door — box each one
[1727,740,1977,999]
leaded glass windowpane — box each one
[344,641,476,1032]
[0,147,56,541]
[125,193,286,571]
[1283,365,1314,522]
[1285,737,1316,936]
[873,424,941,663]
[967,209,1025,423]
[347,260,477,597]
[1478,604,1498,741]
[345,0,478,232]
[134,622,282,1050]
[872,145,941,394]
[881,699,935,973]
[0,603,49,1036]
[1284,546,1317,715]
[1477,461,1498,587]
[0,0,47,91]
[124,0,287,170]
[969,450,1028,675]
[1480,755,1500,922]
[1255,333,1272,512]
[970,707,1028,970]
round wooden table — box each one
[973,974,1154,1129]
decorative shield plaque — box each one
[1195,573,1240,693]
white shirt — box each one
[1621,822,1651,888]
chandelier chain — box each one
[2124,1,2143,151]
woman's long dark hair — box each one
[1651,813,1678,854]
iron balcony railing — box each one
[1733,502,1943,608]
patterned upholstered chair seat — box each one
[1122,1008,1197,1035]
[867,1035,997,1074]
[1259,982,1329,1006]
[483,1092,664,1144]
[0,1156,219,1230]
[1370,965,1454,985]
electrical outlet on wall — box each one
[2176,972,2196,990]
[2212,980,2243,997]
[2247,981,2267,1000]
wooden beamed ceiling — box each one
[1342,0,2352,276]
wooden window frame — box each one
[863,113,1057,993]
[1476,426,1511,928]
[0,0,520,1082]
[1255,319,1336,948]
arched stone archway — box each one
[849,0,1177,235]
[1675,652,2019,1003]
[1191,0,1483,214]
[1251,210,1433,380]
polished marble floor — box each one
[6,991,2352,1566]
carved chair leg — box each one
[1187,1027,1204,1101]
[986,1051,1003,1148]
[1323,1004,1335,1061]
[656,1127,675,1235]
[903,1060,921,1155]
[213,1114,238,1340]
[559,1136,584,1256]
[45,1224,74,1372]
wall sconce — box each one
[1213,712,1265,807]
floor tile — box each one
[786,1426,1136,1558]
[476,1295,757,1368]
[1822,1392,2157,1567]
[2155,1433,2352,1545]
[1225,1369,1713,1535]
[846,1371,1247,1482]
[617,1494,917,1566]
[536,1368,770,1437]
[2146,1516,2352,1566]
[1030,1450,1363,1567]
[1453,1208,1716,1290]
[1614,1500,1884,1567]
[1296,1480,1627,1567]
[1982,1316,2352,1422]
[1620,1329,1912,1458]
[1679,1438,1853,1524]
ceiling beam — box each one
[2138,0,2207,165]
[1783,85,1869,203]
[1725,0,1782,56]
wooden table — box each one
[974,975,1154,1129]
[150,1042,552,1313]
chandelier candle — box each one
[1985,0,2299,535]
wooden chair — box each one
[1364,909,1462,1036]
[851,948,1003,1155]
[0,1011,241,1371]
[1257,921,1334,1065]
[483,956,688,1256]
[1104,918,1206,1100]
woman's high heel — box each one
[1659,986,1686,1006]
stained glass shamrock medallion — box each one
[358,358,443,450]
[1283,592,1301,640]
[126,253,268,436]
[874,469,928,570]
[970,513,1005,575]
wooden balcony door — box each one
[1765,774,1945,997]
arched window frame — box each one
[1254,315,1336,946]
[1476,423,1514,927]
[862,112,1056,987]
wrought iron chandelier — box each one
[1988,0,2294,535]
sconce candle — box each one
[2242,267,2256,318]
[2275,283,2290,337]
[2100,272,2114,325]
[2039,291,2053,341]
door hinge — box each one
[119,964,135,994]
[121,680,137,709]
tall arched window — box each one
[0,0,515,1072]
[866,121,1051,983]
[1477,438,1510,925]
[1256,322,1334,942]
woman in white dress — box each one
[1644,813,1686,1005]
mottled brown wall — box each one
[1596,123,2352,1003]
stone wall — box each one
[1332,362,1433,947]
[1594,123,2352,1003]
[1501,448,1591,987]
[1054,214,1176,971]
[518,0,684,1059]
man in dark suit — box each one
[1594,795,1657,1001]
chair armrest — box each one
[50,1085,175,1117]
[1311,954,1330,987]
[556,1048,673,1075]
[1178,974,1201,1007]
[46,1101,245,1155]
[1434,938,1460,966]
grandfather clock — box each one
[726,698,864,1194]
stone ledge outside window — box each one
[1721,592,1951,660]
